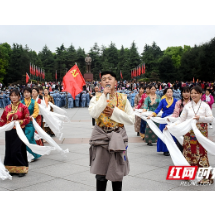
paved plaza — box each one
[0,107,215,191]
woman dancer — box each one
[32,87,44,146]
[142,85,161,146]
[201,88,214,129]
[21,87,41,161]
[0,89,30,177]
[133,85,145,136]
[171,86,191,151]
[43,88,55,137]
[135,86,150,139]
[148,88,178,156]
[173,86,214,184]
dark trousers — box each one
[96,175,122,191]
[92,118,95,126]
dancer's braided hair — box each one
[179,86,191,116]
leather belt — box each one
[100,126,124,133]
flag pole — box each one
[29,62,31,79]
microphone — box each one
[106,84,111,100]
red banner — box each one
[62,65,86,99]
[120,71,123,79]
[26,72,30,83]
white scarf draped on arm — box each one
[134,110,215,166]
[0,119,69,180]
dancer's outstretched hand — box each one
[147,114,153,119]
[193,115,200,120]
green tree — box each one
[129,41,140,70]
[65,44,77,69]
[55,44,67,81]
[118,46,130,80]
[0,43,11,83]
[164,46,183,69]
[5,43,30,84]
[158,55,176,82]
[38,45,56,81]
[76,47,86,75]
[89,43,102,79]
[141,42,163,79]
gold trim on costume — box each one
[24,98,32,107]
[7,101,21,121]
[5,166,29,173]
[152,112,157,117]
[161,95,173,108]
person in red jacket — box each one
[201,82,205,90]
[0,89,31,177]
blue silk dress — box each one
[21,99,41,160]
[153,98,178,153]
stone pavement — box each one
[0,107,215,191]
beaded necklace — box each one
[192,100,202,116]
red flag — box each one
[36,66,37,77]
[99,72,101,79]
[193,77,195,83]
[120,71,123,79]
[29,63,31,75]
[159,85,162,91]
[26,72,30,83]
[143,64,146,74]
[138,66,140,76]
[131,70,133,79]
[142,64,144,74]
[139,66,141,76]
[55,71,57,80]
[62,64,86,99]
[134,68,136,77]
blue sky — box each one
[1,25,215,54]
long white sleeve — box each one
[173,107,188,125]
[110,99,135,125]
[199,104,213,123]
[88,93,108,119]
[173,100,213,125]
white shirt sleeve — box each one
[88,93,107,119]
[110,99,135,125]
[173,106,188,125]
[199,104,213,123]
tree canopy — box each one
[1,36,215,85]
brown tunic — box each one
[89,125,130,182]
